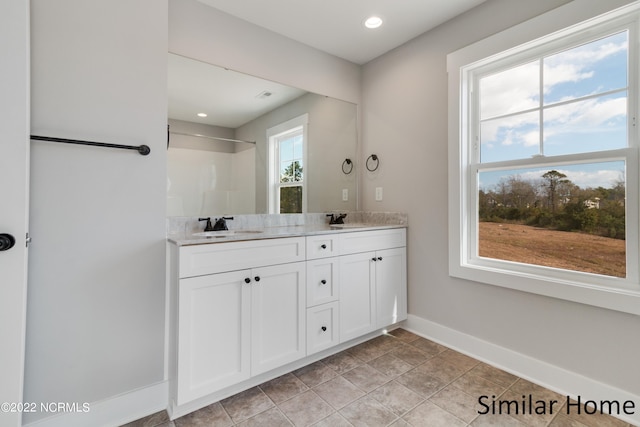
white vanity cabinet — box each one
[171,237,306,406]
[339,229,407,342]
[169,226,406,417]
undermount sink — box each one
[329,223,371,229]
[193,230,264,238]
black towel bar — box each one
[31,135,150,156]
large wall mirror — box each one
[167,53,358,217]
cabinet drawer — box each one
[306,235,340,259]
[306,258,339,307]
[306,302,339,355]
[340,228,406,255]
[179,237,305,278]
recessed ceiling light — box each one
[197,113,207,117]
[364,16,383,29]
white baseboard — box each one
[22,381,168,427]
[405,315,640,426]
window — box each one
[448,3,640,314]
[267,114,308,214]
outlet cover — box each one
[342,188,348,201]
[375,187,383,201]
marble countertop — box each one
[167,223,407,246]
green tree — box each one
[542,170,570,213]
[281,161,302,183]
[280,161,303,213]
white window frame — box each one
[267,114,308,214]
[447,1,640,315]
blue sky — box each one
[478,30,628,189]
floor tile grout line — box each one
[152,330,632,427]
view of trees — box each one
[479,170,626,239]
[279,161,303,213]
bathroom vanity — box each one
[166,220,407,419]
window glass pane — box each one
[480,60,539,120]
[480,111,539,163]
[280,186,302,213]
[280,160,303,183]
[543,31,628,105]
[292,134,303,158]
[280,138,294,162]
[478,161,626,278]
[543,92,627,156]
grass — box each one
[478,222,626,278]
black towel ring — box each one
[342,158,354,174]
[366,154,379,172]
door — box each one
[0,2,30,426]
[376,247,407,328]
[177,271,251,404]
[339,252,376,342]
[251,262,306,375]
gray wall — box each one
[169,0,361,105]
[235,93,358,213]
[25,0,168,423]
[361,0,640,397]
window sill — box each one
[450,262,640,315]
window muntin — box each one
[478,31,629,163]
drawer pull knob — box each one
[254,276,261,282]
[320,244,327,249]
[244,278,251,284]
[320,279,327,285]
[321,326,327,332]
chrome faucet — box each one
[327,213,347,224]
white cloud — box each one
[480,34,627,122]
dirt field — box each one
[479,222,626,278]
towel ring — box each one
[366,154,379,172]
[342,158,354,174]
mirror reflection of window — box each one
[267,114,308,214]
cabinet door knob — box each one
[244,278,251,284]
[320,279,327,285]
[320,244,327,249]
[254,276,261,282]
[378,256,383,261]
[321,326,327,332]
[371,257,377,262]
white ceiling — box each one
[168,54,306,128]
[196,0,486,65]
[169,0,488,129]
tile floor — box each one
[123,329,632,427]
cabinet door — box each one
[339,252,376,342]
[178,270,251,404]
[376,247,407,328]
[251,262,306,375]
